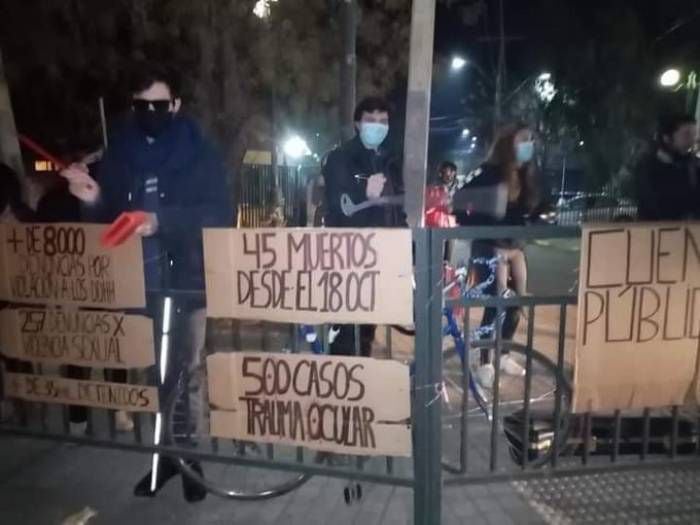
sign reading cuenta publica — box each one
[574,223,700,412]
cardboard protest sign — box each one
[207,352,412,457]
[0,308,154,368]
[3,371,159,413]
[0,223,145,308]
[203,228,413,324]
[573,223,700,413]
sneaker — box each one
[115,410,134,432]
[475,363,495,390]
[500,355,525,377]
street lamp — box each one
[283,135,311,159]
[659,68,681,88]
[451,56,467,71]
[535,72,556,103]
[461,128,470,138]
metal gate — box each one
[2,226,700,523]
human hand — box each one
[134,212,159,237]
[59,163,101,204]
[366,173,386,200]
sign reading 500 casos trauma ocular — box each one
[207,352,412,457]
[0,223,145,308]
[203,228,413,324]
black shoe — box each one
[133,457,179,497]
[181,461,207,502]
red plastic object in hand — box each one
[100,211,148,248]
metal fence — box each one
[238,164,312,227]
[1,226,699,524]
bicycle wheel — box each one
[441,342,572,470]
[164,365,311,500]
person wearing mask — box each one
[634,114,699,221]
[59,61,235,502]
[453,123,544,389]
[322,96,405,357]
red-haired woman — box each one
[453,123,543,388]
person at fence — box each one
[425,161,458,228]
[452,122,545,389]
[0,164,35,423]
[634,113,699,221]
[322,96,405,357]
[59,61,234,502]
[32,150,136,433]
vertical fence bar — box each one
[521,305,535,470]
[459,306,470,474]
[551,303,567,468]
[413,228,442,525]
[490,305,503,472]
[641,408,650,460]
[582,412,592,465]
[385,325,393,360]
[670,405,679,459]
[131,369,143,444]
[611,410,621,463]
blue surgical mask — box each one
[359,122,389,149]
[516,141,535,163]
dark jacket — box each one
[453,162,540,249]
[322,135,405,227]
[634,147,700,221]
[85,114,235,293]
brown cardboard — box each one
[0,308,154,368]
[3,371,159,413]
[203,228,413,324]
[0,223,145,308]
[573,223,700,412]
[206,352,412,457]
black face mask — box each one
[134,108,174,138]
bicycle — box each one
[389,256,573,471]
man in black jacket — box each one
[634,114,699,221]
[60,62,234,502]
[322,96,405,356]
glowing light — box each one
[283,135,311,159]
[451,56,467,71]
[660,68,681,88]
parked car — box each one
[555,194,637,225]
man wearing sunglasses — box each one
[60,61,234,502]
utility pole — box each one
[339,0,357,142]
[402,1,435,229]
[0,48,23,177]
[402,4,440,524]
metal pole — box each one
[413,228,443,525]
[694,81,700,142]
[0,48,24,177]
[98,97,109,149]
[339,0,357,142]
[401,0,436,228]
[559,153,567,202]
